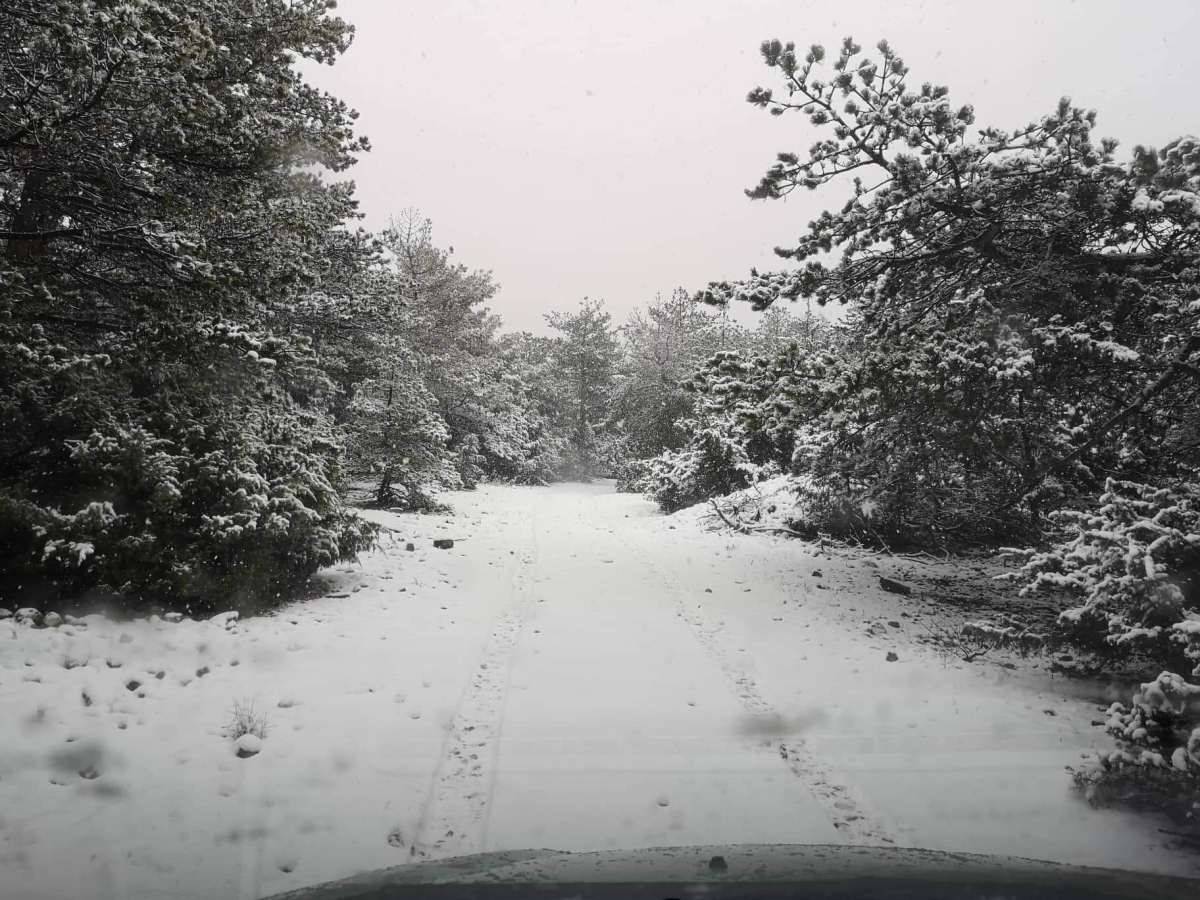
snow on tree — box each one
[320,211,573,502]
[610,289,725,469]
[1014,480,1200,818]
[486,331,573,483]
[639,314,843,512]
[693,36,1200,546]
[545,298,621,479]
[1073,670,1200,829]
[0,0,376,611]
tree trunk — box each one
[7,169,52,260]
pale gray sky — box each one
[311,0,1199,333]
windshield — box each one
[3,2,1199,899]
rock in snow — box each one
[433,538,454,549]
[42,611,64,628]
[15,608,41,625]
[878,577,913,595]
[234,734,263,758]
[0,608,13,620]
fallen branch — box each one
[919,619,995,663]
[745,523,810,538]
[705,500,812,540]
[709,499,751,533]
[893,549,951,564]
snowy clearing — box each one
[2,482,1196,899]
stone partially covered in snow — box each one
[163,612,184,623]
[15,608,41,625]
[234,734,263,758]
[0,608,12,620]
[43,611,64,628]
[209,610,239,630]
[878,577,912,595]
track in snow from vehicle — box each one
[621,526,898,845]
[407,514,540,860]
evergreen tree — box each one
[0,0,375,611]
[487,331,573,483]
[698,37,1200,546]
[545,298,620,478]
[612,289,724,461]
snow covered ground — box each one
[2,482,1196,899]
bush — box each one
[226,699,270,741]
[1018,479,1200,825]
[343,375,458,510]
[12,417,377,615]
[0,323,377,615]
[1073,672,1200,831]
[613,456,654,494]
[643,417,777,513]
[1019,479,1200,671]
[482,431,567,485]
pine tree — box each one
[545,299,620,478]
[697,36,1200,545]
[612,289,724,461]
[0,0,376,611]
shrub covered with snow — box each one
[1074,671,1200,824]
[344,373,458,510]
[641,349,803,513]
[1018,480,1200,821]
[0,326,377,613]
[1018,479,1200,671]
[226,699,269,743]
[645,418,777,514]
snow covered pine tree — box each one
[0,1,377,612]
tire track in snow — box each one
[408,506,540,860]
[618,524,897,845]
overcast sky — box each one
[309,0,1200,333]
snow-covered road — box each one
[2,483,1195,899]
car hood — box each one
[262,843,1200,900]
